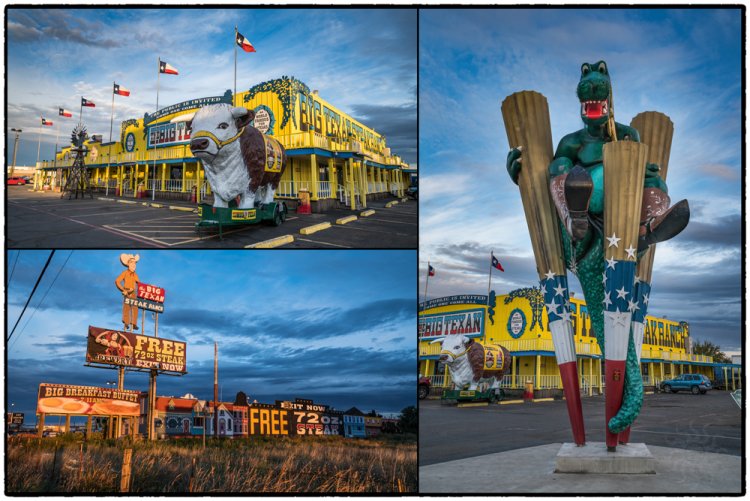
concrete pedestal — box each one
[555,442,655,474]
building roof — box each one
[344,407,365,416]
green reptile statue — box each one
[506,60,690,448]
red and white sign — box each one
[137,282,165,303]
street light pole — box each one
[10,128,22,178]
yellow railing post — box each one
[181,162,186,193]
[535,355,541,390]
[310,154,319,201]
[511,355,517,389]
[348,159,356,210]
[360,162,367,209]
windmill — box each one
[60,124,94,199]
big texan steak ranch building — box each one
[37,77,416,212]
[419,290,742,396]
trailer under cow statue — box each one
[174,104,288,236]
[432,334,511,403]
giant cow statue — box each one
[181,104,287,209]
[433,334,511,392]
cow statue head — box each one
[433,334,474,364]
[182,104,255,161]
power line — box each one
[7,250,20,286]
[8,250,55,342]
[10,250,74,351]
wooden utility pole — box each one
[214,343,218,438]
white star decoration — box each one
[559,310,572,324]
[602,271,608,284]
[553,284,567,297]
[545,300,559,316]
[627,298,640,312]
[606,233,621,248]
[613,311,629,327]
[643,293,650,305]
[544,270,555,281]
[633,276,641,285]
[569,258,578,274]
[625,245,637,259]
[616,286,629,300]
[603,291,612,307]
[539,283,547,296]
[606,257,617,270]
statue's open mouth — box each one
[581,99,608,119]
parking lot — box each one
[420,390,742,466]
[6,187,417,248]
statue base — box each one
[555,442,656,474]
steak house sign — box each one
[86,325,186,373]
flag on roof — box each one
[491,252,504,272]
[59,108,72,117]
[428,264,435,277]
[81,98,95,107]
[114,83,130,96]
[236,31,256,53]
[159,60,179,75]
[41,118,53,126]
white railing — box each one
[318,181,332,199]
[425,375,451,388]
[276,181,310,198]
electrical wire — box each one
[10,250,74,351]
[7,250,55,342]
[7,250,20,286]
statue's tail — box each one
[608,332,643,433]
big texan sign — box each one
[86,325,186,373]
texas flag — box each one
[236,31,256,53]
[428,264,435,277]
[41,118,53,126]
[113,83,130,96]
[81,98,95,107]
[491,252,505,272]
[59,108,72,117]
[159,60,179,75]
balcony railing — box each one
[419,337,714,364]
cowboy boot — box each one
[638,188,690,252]
[551,166,594,241]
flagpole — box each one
[108,83,116,197]
[153,58,160,202]
[36,117,43,169]
[424,261,430,304]
[234,26,238,107]
[53,119,60,170]
[110,82,116,143]
[488,251,494,297]
[79,98,83,126]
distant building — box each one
[343,407,366,438]
[364,410,382,437]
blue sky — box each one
[419,8,742,352]
[6,7,417,166]
[6,250,416,420]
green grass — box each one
[5,434,417,494]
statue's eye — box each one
[581,64,590,75]
[454,345,460,349]
[597,62,607,74]
[218,122,229,130]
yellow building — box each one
[419,290,741,395]
[38,77,414,212]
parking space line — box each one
[71,208,156,218]
[295,238,351,248]
[366,217,418,225]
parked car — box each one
[407,185,418,200]
[7,177,26,185]
[418,376,431,399]
[660,374,712,394]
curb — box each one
[532,398,555,403]
[336,215,357,225]
[246,235,294,248]
[300,222,331,235]
[385,200,399,208]
[169,205,195,212]
[117,199,137,205]
[360,209,375,217]
[498,399,525,405]
[457,402,488,408]
[97,197,116,202]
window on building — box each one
[194,417,204,427]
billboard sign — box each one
[86,325,187,373]
[37,383,141,416]
[247,398,343,436]
[11,413,24,425]
[418,308,485,339]
[132,282,166,313]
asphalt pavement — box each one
[6,187,417,249]
[419,390,742,466]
